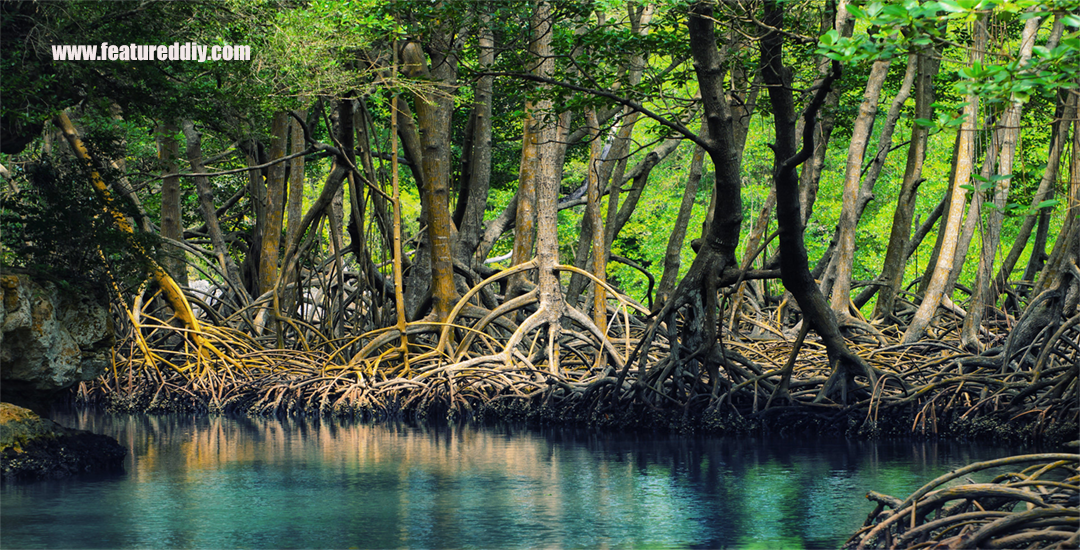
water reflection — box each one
[2,411,1021,549]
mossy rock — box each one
[0,403,126,481]
[0,402,60,451]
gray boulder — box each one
[0,273,113,413]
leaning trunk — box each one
[902,17,987,344]
[961,14,1044,350]
[874,50,940,320]
[828,55,892,314]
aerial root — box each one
[845,453,1080,550]
[76,268,1077,438]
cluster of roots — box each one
[844,452,1079,549]
[74,263,1078,444]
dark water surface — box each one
[2,410,1023,549]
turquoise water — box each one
[2,410,1020,549]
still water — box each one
[2,410,1022,549]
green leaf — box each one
[937,0,966,12]
[1036,199,1060,209]
[819,29,839,46]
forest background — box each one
[1,0,1077,433]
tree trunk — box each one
[400,39,459,322]
[474,108,621,263]
[514,0,568,373]
[828,53,918,311]
[584,109,608,331]
[453,21,494,267]
[566,128,682,307]
[508,110,539,297]
[917,130,963,295]
[656,139,706,310]
[828,56,892,314]
[874,50,940,320]
[797,5,853,227]
[631,1,743,396]
[997,87,1077,293]
[181,121,247,300]
[687,2,742,271]
[760,0,875,402]
[903,17,987,345]
[240,139,265,297]
[282,110,306,315]
[55,112,204,340]
[961,14,1044,350]
[156,122,187,286]
[285,110,306,258]
[1032,114,1080,298]
[258,111,289,298]
[948,123,1003,301]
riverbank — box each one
[71,372,1077,446]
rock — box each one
[0,403,125,481]
[1,273,113,413]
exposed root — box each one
[74,259,1077,446]
[845,452,1080,550]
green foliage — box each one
[1,147,157,293]
[261,0,395,102]
[817,0,1080,123]
[0,1,271,153]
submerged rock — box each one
[0,403,125,481]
